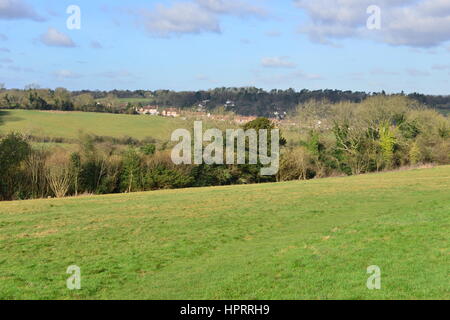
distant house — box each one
[137,105,159,115]
[224,100,236,108]
[273,111,287,120]
[161,108,180,117]
[197,100,210,110]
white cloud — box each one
[40,28,76,47]
[141,2,220,37]
[0,33,7,41]
[54,69,82,80]
[295,0,450,48]
[261,57,297,69]
[196,0,267,17]
[0,0,44,21]
[138,0,267,37]
[0,47,10,52]
[385,1,450,47]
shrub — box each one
[45,150,72,198]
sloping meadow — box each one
[0,166,449,299]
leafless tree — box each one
[45,151,71,198]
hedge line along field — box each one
[0,166,449,300]
[0,109,187,141]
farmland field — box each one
[0,109,186,141]
[0,109,302,147]
[0,109,243,149]
[0,166,449,300]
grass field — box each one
[0,109,295,147]
[0,109,186,141]
[0,109,241,149]
[0,166,449,300]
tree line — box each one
[279,96,449,180]
[1,86,449,117]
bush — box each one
[0,133,31,200]
[45,150,71,198]
[279,147,315,181]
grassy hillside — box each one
[0,109,186,141]
[0,166,448,300]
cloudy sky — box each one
[0,0,450,94]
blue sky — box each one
[0,0,449,94]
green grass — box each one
[0,109,186,141]
[0,166,449,300]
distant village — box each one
[136,100,290,126]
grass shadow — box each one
[0,110,24,127]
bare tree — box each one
[45,151,71,198]
[26,147,48,198]
[279,147,311,181]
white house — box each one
[138,106,159,115]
